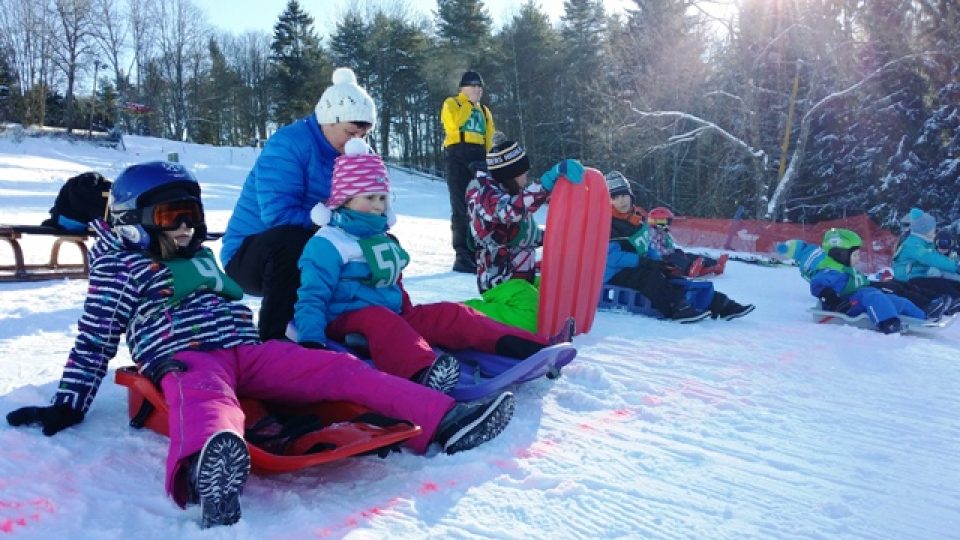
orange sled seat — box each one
[114,366,422,474]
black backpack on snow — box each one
[41,172,112,231]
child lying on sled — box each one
[777,228,939,334]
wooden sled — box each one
[0,225,90,282]
[114,366,421,475]
[0,226,225,283]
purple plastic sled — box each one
[326,338,577,402]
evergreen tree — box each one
[558,0,608,162]
[366,12,430,159]
[329,11,369,74]
[434,0,493,66]
[269,0,328,125]
[494,2,562,173]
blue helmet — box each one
[109,161,205,252]
[110,161,201,222]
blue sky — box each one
[192,0,636,36]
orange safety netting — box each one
[669,214,896,271]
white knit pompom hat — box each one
[314,67,377,128]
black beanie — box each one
[459,71,484,87]
[486,139,529,183]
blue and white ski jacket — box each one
[294,208,408,345]
[220,115,340,266]
[54,221,260,413]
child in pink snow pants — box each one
[7,161,516,529]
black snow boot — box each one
[415,354,461,394]
[670,301,710,323]
[435,392,515,454]
[878,318,902,334]
[923,295,948,321]
[189,430,250,529]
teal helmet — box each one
[822,228,862,265]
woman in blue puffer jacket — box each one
[221,67,377,341]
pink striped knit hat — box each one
[326,138,390,209]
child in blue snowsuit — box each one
[778,228,926,334]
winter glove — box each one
[540,159,586,192]
[7,404,85,436]
[299,341,328,350]
[140,357,187,386]
[818,288,849,312]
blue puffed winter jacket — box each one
[294,210,406,345]
[892,233,960,281]
[220,115,339,266]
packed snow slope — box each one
[0,134,957,539]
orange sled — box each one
[114,367,422,474]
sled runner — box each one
[809,305,958,336]
[326,338,577,403]
[114,366,421,474]
[0,226,225,283]
[538,167,611,337]
[0,225,91,282]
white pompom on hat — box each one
[315,67,377,127]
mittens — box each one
[540,159,586,191]
[7,404,85,436]
[818,289,848,312]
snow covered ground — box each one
[0,134,957,539]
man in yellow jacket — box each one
[441,70,495,273]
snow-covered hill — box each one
[0,134,957,539]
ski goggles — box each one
[145,199,203,230]
[648,217,672,228]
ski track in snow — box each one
[0,135,958,539]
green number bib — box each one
[358,236,410,287]
[462,107,486,136]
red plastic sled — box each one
[537,167,611,337]
[114,367,421,475]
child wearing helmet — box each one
[646,206,728,277]
[7,161,522,529]
[605,177,754,322]
[777,228,931,333]
[295,138,571,392]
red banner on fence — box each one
[670,214,896,271]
